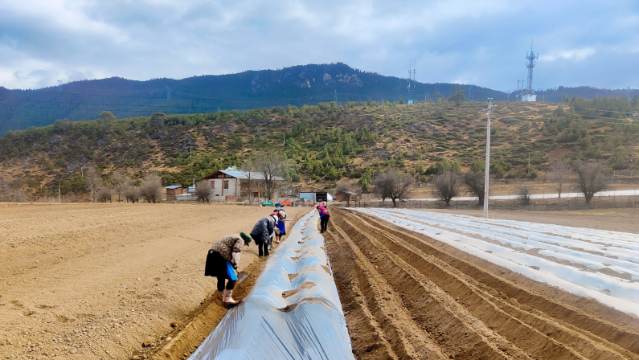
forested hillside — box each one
[1,96,637,200]
[0,63,505,134]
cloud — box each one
[0,0,637,91]
[539,48,596,62]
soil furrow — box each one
[337,215,534,360]
[327,225,446,359]
[350,213,628,360]
[326,208,639,360]
[357,211,639,357]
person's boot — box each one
[219,290,225,302]
[223,290,239,308]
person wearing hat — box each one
[204,232,252,307]
[250,213,279,257]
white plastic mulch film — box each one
[188,210,355,360]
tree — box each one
[140,173,163,203]
[433,171,461,205]
[463,169,485,206]
[96,187,113,203]
[85,166,101,203]
[517,184,531,205]
[373,169,413,207]
[254,152,286,201]
[149,112,166,133]
[110,170,127,202]
[124,184,140,203]
[241,158,259,204]
[0,176,27,202]
[449,86,465,110]
[433,88,442,102]
[550,158,569,198]
[575,161,608,204]
[195,181,212,203]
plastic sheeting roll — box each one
[188,210,355,360]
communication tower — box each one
[407,63,416,104]
[522,41,538,101]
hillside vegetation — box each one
[0,96,637,200]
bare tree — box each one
[241,158,259,204]
[463,169,485,206]
[124,185,140,203]
[195,181,212,203]
[254,152,286,201]
[85,166,101,203]
[140,173,163,203]
[373,169,413,207]
[550,158,570,198]
[433,171,461,205]
[517,184,532,205]
[96,187,114,203]
[575,161,608,204]
[110,170,126,202]
[0,176,27,202]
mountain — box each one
[1,63,636,136]
[0,63,506,135]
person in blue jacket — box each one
[274,203,287,244]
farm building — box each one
[299,191,333,204]
[201,167,285,202]
[164,185,183,201]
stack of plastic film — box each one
[188,210,355,360]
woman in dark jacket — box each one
[205,232,252,307]
[250,213,279,257]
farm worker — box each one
[273,209,287,244]
[204,232,252,307]
[316,205,330,233]
[250,213,279,257]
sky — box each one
[1,0,638,92]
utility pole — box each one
[483,98,496,218]
[334,90,337,102]
[58,184,61,203]
[527,154,531,176]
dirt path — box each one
[325,208,639,360]
[0,203,305,360]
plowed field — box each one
[325,208,639,360]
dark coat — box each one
[250,215,276,242]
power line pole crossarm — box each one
[483,98,496,218]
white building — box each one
[521,94,537,102]
[201,167,285,202]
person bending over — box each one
[204,232,252,307]
[250,212,278,257]
[316,205,330,233]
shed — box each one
[165,185,183,201]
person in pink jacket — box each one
[316,204,330,233]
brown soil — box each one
[0,202,305,360]
[325,208,639,360]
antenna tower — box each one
[407,62,416,104]
[526,40,538,95]
[334,89,337,102]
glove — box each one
[232,263,238,270]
